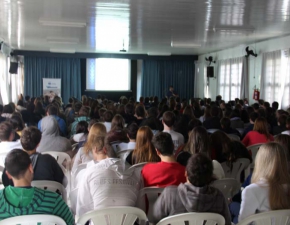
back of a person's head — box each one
[230,109,241,118]
[126,123,138,140]
[47,105,58,116]
[253,117,269,136]
[274,134,290,161]
[186,153,213,187]
[220,117,231,129]
[210,106,219,117]
[104,110,114,122]
[0,104,3,113]
[162,111,175,127]
[21,127,42,151]
[88,119,98,130]
[135,105,146,118]
[125,103,134,115]
[17,100,24,107]
[74,102,82,113]
[3,104,13,114]
[278,114,287,126]
[76,121,89,134]
[258,108,266,118]
[187,126,209,156]
[148,107,158,118]
[252,142,290,210]
[84,123,107,154]
[152,132,174,156]
[9,115,25,132]
[0,121,13,141]
[5,149,31,179]
[253,103,260,110]
[144,97,150,104]
[183,106,195,119]
[249,112,259,123]
[139,96,144,103]
[272,101,279,110]
[209,131,231,157]
[79,106,89,117]
[188,119,202,132]
[286,116,290,128]
[25,95,30,101]
[264,101,270,109]
[111,114,125,130]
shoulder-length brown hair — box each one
[184,126,209,156]
[253,117,271,140]
[110,114,125,131]
[83,123,107,154]
[252,142,290,210]
[132,126,160,164]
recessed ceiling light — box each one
[171,41,201,48]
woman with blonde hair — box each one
[239,142,290,221]
[242,117,274,147]
[126,126,160,165]
[72,123,107,171]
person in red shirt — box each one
[141,132,186,187]
[242,117,274,147]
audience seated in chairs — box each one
[37,116,72,154]
[242,117,274,147]
[152,153,231,225]
[126,126,160,165]
[2,127,64,186]
[0,150,74,224]
[203,106,222,130]
[141,132,186,187]
[76,135,140,216]
[72,123,107,172]
[220,117,241,138]
[241,112,259,139]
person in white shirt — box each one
[76,135,141,217]
[0,122,22,166]
[239,142,290,222]
[72,122,107,172]
[103,110,113,132]
[162,111,184,153]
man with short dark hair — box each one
[0,149,74,224]
[162,111,184,152]
[141,132,186,187]
[2,127,64,186]
[166,86,178,98]
[0,122,22,165]
[38,105,67,136]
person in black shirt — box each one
[2,127,64,186]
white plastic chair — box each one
[71,163,87,189]
[137,187,164,222]
[0,214,66,225]
[221,158,250,182]
[237,209,290,225]
[76,206,148,225]
[117,149,134,161]
[227,134,240,141]
[43,151,72,191]
[247,143,263,169]
[69,187,78,215]
[156,212,225,225]
[31,180,67,203]
[207,129,219,134]
[210,178,241,200]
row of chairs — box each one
[1,207,289,225]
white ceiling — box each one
[1,0,290,55]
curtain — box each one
[260,50,281,104]
[24,57,81,103]
[217,57,243,102]
[240,57,249,99]
[11,60,24,103]
[141,60,195,100]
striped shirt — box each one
[0,187,74,225]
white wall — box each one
[197,34,290,104]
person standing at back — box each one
[162,111,184,153]
[141,132,186,187]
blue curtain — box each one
[141,60,195,100]
[24,56,81,103]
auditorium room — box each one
[0,0,290,224]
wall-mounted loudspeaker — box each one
[207,66,214,78]
[9,62,18,74]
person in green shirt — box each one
[0,149,74,225]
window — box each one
[218,57,243,101]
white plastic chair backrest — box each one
[207,129,219,134]
[31,180,67,203]
[0,214,66,225]
[0,152,8,167]
[117,149,134,161]
[77,206,148,225]
[69,188,78,215]
[227,134,240,141]
[43,151,71,171]
[130,162,148,176]
[221,158,250,182]
[156,212,225,225]
[237,209,290,225]
[210,178,241,200]
[72,163,87,189]
[247,143,263,168]
[111,142,122,153]
[0,165,4,184]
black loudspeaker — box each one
[207,66,214,78]
[9,62,18,74]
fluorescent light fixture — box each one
[213,25,255,32]
[47,37,79,44]
[50,48,75,54]
[95,7,130,10]
[39,19,86,28]
[147,52,171,56]
[171,41,201,48]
